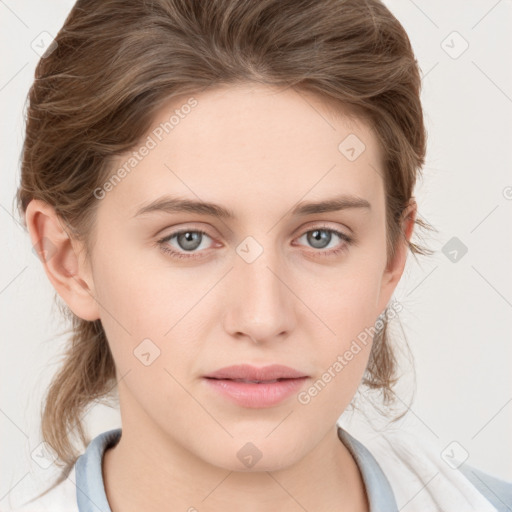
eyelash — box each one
[156,225,353,261]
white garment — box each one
[361,428,503,511]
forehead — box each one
[105,83,385,221]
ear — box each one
[376,199,417,313]
[25,199,101,321]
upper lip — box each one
[204,364,308,381]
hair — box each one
[15,0,436,500]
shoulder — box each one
[6,465,78,512]
[352,426,512,512]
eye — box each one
[157,225,353,260]
[294,225,353,258]
[157,229,215,260]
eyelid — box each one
[293,220,351,238]
[154,221,215,238]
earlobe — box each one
[25,199,101,322]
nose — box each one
[222,245,297,345]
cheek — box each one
[299,225,388,324]
[298,264,383,404]
[91,237,191,333]
[309,262,384,336]
[90,242,210,379]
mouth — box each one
[202,365,309,408]
[204,364,308,381]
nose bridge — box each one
[225,234,294,340]
[241,254,281,300]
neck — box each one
[102,423,369,512]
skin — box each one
[25,83,416,511]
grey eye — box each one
[175,231,204,251]
[306,229,333,249]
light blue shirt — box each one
[74,427,512,511]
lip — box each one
[204,364,308,381]
[203,364,309,408]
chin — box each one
[197,434,307,473]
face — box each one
[75,83,406,471]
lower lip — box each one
[203,377,309,408]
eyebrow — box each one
[133,194,371,219]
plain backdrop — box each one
[1,0,511,507]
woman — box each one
[10,0,512,510]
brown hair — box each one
[16,0,435,499]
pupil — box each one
[309,229,330,248]
[179,231,201,251]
